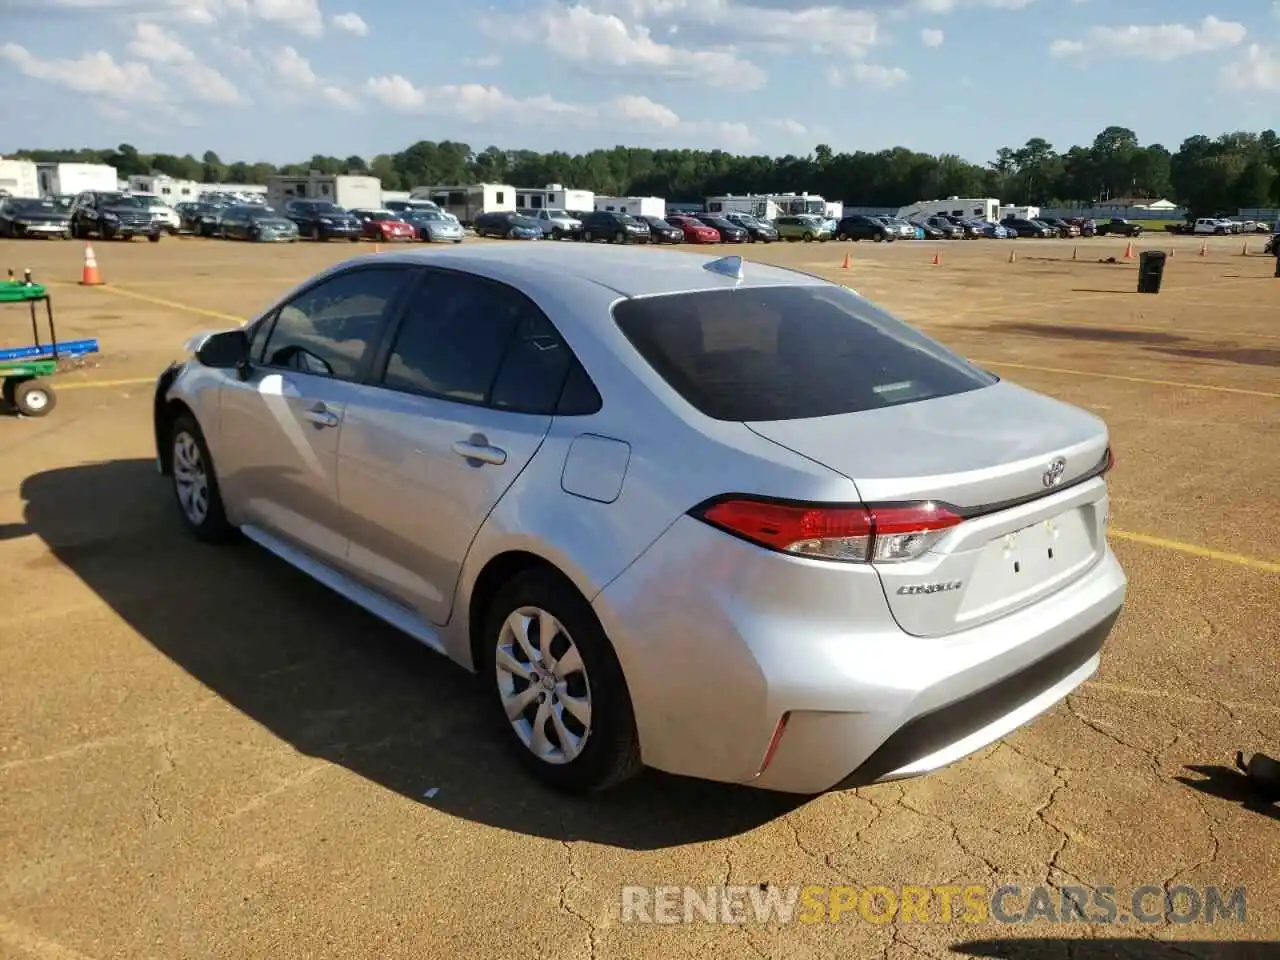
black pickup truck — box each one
[1094,218,1144,237]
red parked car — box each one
[350,208,416,242]
[666,214,721,244]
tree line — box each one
[10,125,1280,218]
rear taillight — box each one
[693,497,962,564]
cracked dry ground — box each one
[0,236,1278,960]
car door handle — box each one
[451,440,507,465]
[302,405,340,428]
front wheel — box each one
[170,413,235,543]
[614,230,625,243]
[874,233,884,242]
[12,378,56,417]
[803,232,814,242]
[583,230,594,242]
[148,232,161,243]
[483,569,642,794]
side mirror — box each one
[195,329,250,370]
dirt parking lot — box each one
[1,233,1277,960]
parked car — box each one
[1264,234,1277,255]
[153,244,1125,796]
[878,217,917,240]
[385,199,445,219]
[69,191,163,241]
[775,214,832,242]
[835,215,895,242]
[472,211,543,240]
[0,197,72,239]
[350,209,417,243]
[666,214,721,244]
[699,215,749,243]
[404,209,466,243]
[1094,218,1144,237]
[1037,217,1080,239]
[128,194,181,234]
[969,220,1010,240]
[580,210,651,244]
[1065,217,1097,238]
[723,213,779,243]
[920,216,963,239]
[635,215,684,244]
[177,201,228,237]
[518,208,583,241]
[286,200,363,241]
[912,221,946,240]
[217,205,300,242]
[1001,217,1054,238]
[1193,217,1235,236]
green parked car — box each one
[774,214,832,242]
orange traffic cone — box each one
[841,253,850,269]
[932,251,941,266]
[1008,249,1016,263]
[1199,240,1208,257]
[80,243,102,286]
[1123,241,1135,260]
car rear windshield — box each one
[612,285,997,422]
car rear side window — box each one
[612,286,997,422]
[381,271,581,414]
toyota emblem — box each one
[1042,457,1067,488]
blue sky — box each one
[1,1,1278,165]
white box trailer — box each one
[514,183,594,213]
[705,192,831,221]
[998,205,1040,221]
[410,183,514,223]
[36,162,118,198]
[593,195,665,218]
[268,174,383,212]
[0,158,40,199]
[897,197,1001,223]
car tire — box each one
[551,228,564,241]
[148,232,161,243]
[803,232,814,242]
[100,224,115,241]
[583,230,594,242]
[483,568,642,794]
[836,232,847,241]
[170,413,235,544]
[614,230,625,243]
[874,233,884,242]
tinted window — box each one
[262,268,411,380]
[382,272,533,405]
[613,286,997,422]
[490,309,574,414]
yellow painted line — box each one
[56,376,157,392]
[979,360,1280,399]
[91,284,245,324]
[1110,528,1280,574]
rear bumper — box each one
[593,516,1126,795]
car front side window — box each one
[260,267,414,381]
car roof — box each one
[347,243,828,299]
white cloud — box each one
[363,77,755,149]
[773,118,807,135]
[185,60,244,103]
[464,53,503,68]
[1049,15,1247,61]
[920,27,944,47]
[827,61,909,88]
[273,46,358,110]
[249,0,323,36]
[332,11,368,36]
[910,0,1036,11]
[0,42,168,102]
[497,5,765,89]
[1221,45,1280,91]
[127,21,195,63]
[592,1,880,56]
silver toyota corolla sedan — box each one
[153,244,1126,796]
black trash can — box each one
[1137,249,1167,294]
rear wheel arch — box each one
[156,395,194,475]
[468,551,581,672]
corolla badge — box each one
[1042,456,1068,488]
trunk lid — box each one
[746,381,1111,637]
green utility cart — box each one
[1,275,101,417]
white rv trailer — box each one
[515,183,594,213]
[593,195,666,218]
[705,192,830,220]
[36,162,118,198]
[0,158,40,199]
[410,183,514,223]
[897,196,1001,223]
[267,174,383,212]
